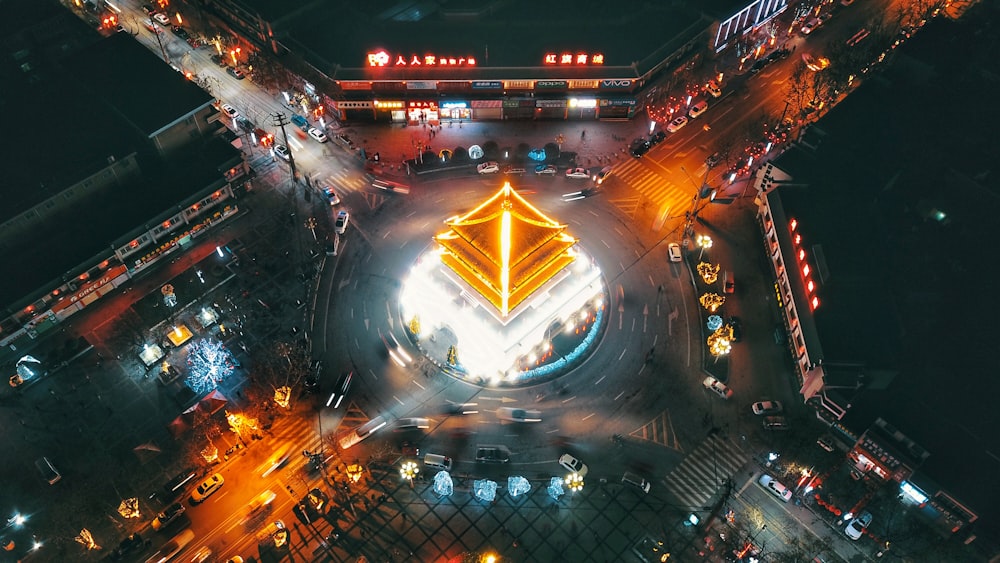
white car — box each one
[334,210,349,234]
[565,167,590,179]
[705,80,722,98]
[751,400,783,415]
[668,243,682,263]
[687,101,709,119]
[702,376,733,399]
[666,116,688,133]
[534,164,557,175]
[496,408,541,423]
[307,127,328,143]
[477,162,499,174]
[758,474,793,502]
[220,103,240,120]
[801,17,821,35]
[558,453,588,477]
[273,144,290,161]
[153,13,170,26]
[845,511,872,540]
[190,474,224,503]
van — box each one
[475,445,511,463]
[35,457,61,485]
[622,472,651,493]
[688,100,709,119]
[339,415,387,450]
[290,114,309,131]
[724,270,735,294]
[424,453,453,471]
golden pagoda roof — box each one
[435,182,577,317]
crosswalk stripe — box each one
[663,433,748,509]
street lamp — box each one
[696,234,713,260]
[400,461,419,487]
[566,473,584,492]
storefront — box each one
[407,100,439,124]
[374,100,406,122]
[598,97,638,119]
[334,100,375,122]
[503,99,536,120]
[471,99,502,120]
[440,101,471,120]
[567,97,598,120]
[535,99,567,120]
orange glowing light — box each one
[811,296,820,310]
[802,264,810,276]
[807,280,815,292]
[798,249,806,260]
[790,219,798,231]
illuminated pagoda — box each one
[435,182,577,321]
[401,181,605,383]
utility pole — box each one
[271,112,298,183]
[149,16,170,65]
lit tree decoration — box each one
[700,292,726,312]
[273,386,291,409]
[707,328,733,356]
[473,479,497,502]
[707,315,724,331]
[201,444,219,463]
[433,471,454,497]
[508,476,532,498]
[117,498,140,519]
[161,283,177,308]
[226,410,259,441]
[409,315,421,337]
[698,262,720,284]
[547,477,565,500]
[186,339,235,394]
[75,529,100,550]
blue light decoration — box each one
[508,476,531,498]
[528,148,547,161]
[547,477,565,500]
[186,338,236,394]
[433,471,454,497]
[468,145,484,160]
[707,315,723,331]
[473,479,497,502]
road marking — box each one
[411,380,425,390]
[561,396,576,404]
[594,375,606,385]
[582,413,595,421]
[392,395,404,406]
[618,348,627,361]
[614,391,625,401]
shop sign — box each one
[536,80,568,89]
[472,80,503,89]
[600,79,633,89]
[367,50,477,67]
[441,101,468,109]
[504,80,533,90]
[339,81,372,90]
[502,100,522,108]
[536,99,567,108]
[406,81,437,90]
[408,101,438,109]
[600,98,637,107]
[543,52,605,65]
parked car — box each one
[845,511,873,540]
[110,533,148,560]
[801,17,821,35]
[705,80,722,98]
[762,416,789,430]
[668,243,682,263]
[144,22,163,34]
[320,186,340,206]
[534,164,557,175]
[273,144,290,161]
[151,503,185,531]
[817,435,836,452]
[758,474,792,502]
[666,116,688,133]
[703,376,733,399]
[705,152,722,168]
[306,488,329,513]
[152,13,170,26]
[565,167,590,179]
[393,417,430,431]
[171,26,189,39]
[649,131,667,145]
[210,54,226,67]
[190,474,224,503]
[226,67,245,80]
[477,161,500,174]
[751,400,782,415]
[687,100,709,119]
[220,103,239,120]
[245,490,277,518]
[496,408,542,423]
[334,210,349,234]
[307,127,328,143]
[558,453,588,477]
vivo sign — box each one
[601,80,633,89]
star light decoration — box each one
[707,327,733,356]
[700,293,726,312]
[698,262,720,284]
[117,498,140,519]
[707,315,724,331]
[186,338,236,394]
[75,529,99,551]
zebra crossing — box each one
[608,158,696,219]
[663,432,749,510]
[317,167,369,195]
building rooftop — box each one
[66,32,216,138]
[278,0,706,79]
[771,11,1000,544]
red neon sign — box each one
[543,52,605,65]
[367,50,477,67]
